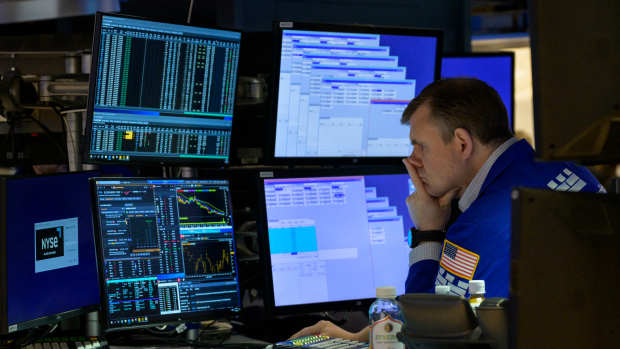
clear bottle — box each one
[468,280,486,313]
[369,287,405,349]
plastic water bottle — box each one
[468,280,486,313]
[369,286,405,349]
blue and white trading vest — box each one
[404,139,605,297]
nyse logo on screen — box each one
[35,227,65,260]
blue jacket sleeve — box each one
[405,259,439,294]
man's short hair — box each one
[401,78,513,145]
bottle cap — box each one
[376,286,397,299]
[435,285,451,295]
[469,280,485,295]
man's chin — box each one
[425,185,442,198]
[427,185,450,198]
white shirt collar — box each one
[458,137,519,212]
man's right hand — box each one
[402,158,460,231]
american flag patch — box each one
[439,240,480,280]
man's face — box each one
[407,103,464,197]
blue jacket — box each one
[405,139,604,297]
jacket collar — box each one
[458,138,531,212]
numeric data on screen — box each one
[93,180,240,327]
[87,15,240,163]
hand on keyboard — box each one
[289,320,366,342]
[276,335,368,349]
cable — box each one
[59,108,86,114]
[59,111,78,161]
[46,103,74,168]
[187,0,195,24]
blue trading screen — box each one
[5,173,100,333]
[441,55,513,128]
[87,15,240,163]
[263,174,414,306]
[274,29,438,158]
[92,179,240,329]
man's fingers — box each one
[402,158,429,198]
[438,187,460,208]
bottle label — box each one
[370,315,404,349]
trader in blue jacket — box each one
[402,78,604,299]
[290,78,604,341]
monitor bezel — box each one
[256,165,410,315]
[0,172,101,335]
[82,12,242,167]
[89,177,242,332]
[266,21,443,166]
[510,187,620,348]
[441,51,515,132]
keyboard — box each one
[275,335,368,349]
[23,337,108,349]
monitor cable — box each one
[187,0,195,24]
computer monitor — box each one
[511,187,620,348]
[269,21,442,164]
[0,172,100,335]
[90,178,241,331]
[83,13,241,165]
[257,168,414,314]
[441,52,514,130]
[530,1,620,163]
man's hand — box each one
[289,321,369,342]
[402,158,460,231]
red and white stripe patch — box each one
[439,240,480,280]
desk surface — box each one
[108,334,270,349]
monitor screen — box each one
[258,170,414,313]
[0,172,100,335]
[271,22,442,163]
[90,178,241,330]
[441,53,514,129]
[84,13,241,165]
[530,1,620,163]
[511,187,620,348]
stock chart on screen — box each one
[91,178,240,329]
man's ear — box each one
[453,128,473,159]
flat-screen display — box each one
[441,52,514,129]
[84,13,241,165]
[511,187,620,347]
[0,172,100,334]
[90,178,241,330]
[258,169,414,313]
[530,1,620,163]
[271,22,442,163]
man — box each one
[290,78,604,341]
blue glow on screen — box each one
[441,55,513,128]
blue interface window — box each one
[91,179,241,329]
[441,55,514,128]
[263,174,415,306]
[274,29,438,158]
[86,15,241,163]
